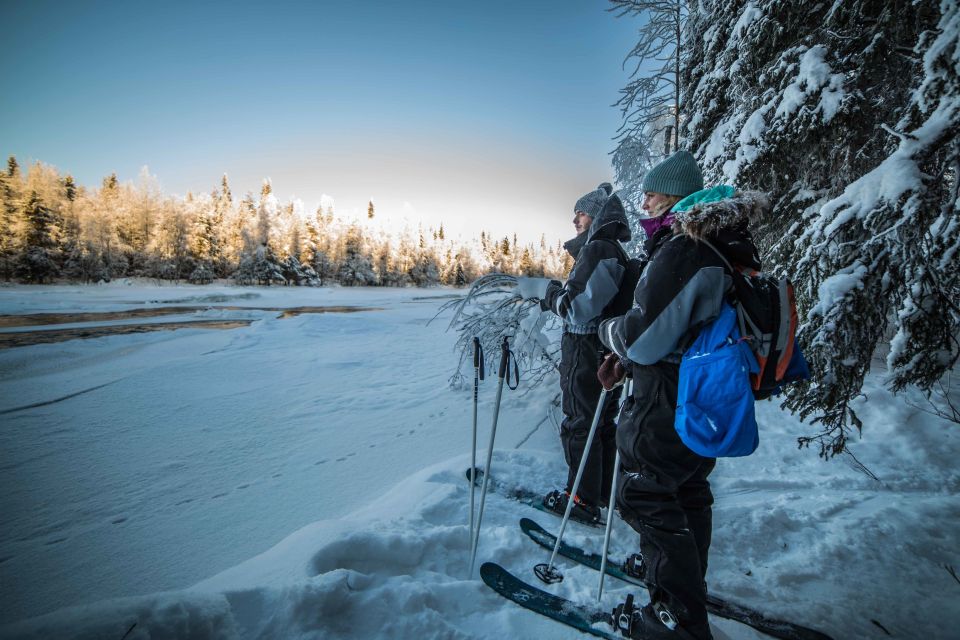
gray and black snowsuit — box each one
[598,192,769,638]
[540,193,634,508]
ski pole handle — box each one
[473,337,484,380]
[498,336,510,379]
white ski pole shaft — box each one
[469,336,510,577]
[545,387,608,574]
[598,378,631,601]
[598,450,620,600]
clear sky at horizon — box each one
[1,1,641,245]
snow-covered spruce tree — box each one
[190,207,220,281]
[188,262,215,284]
[311,248,336,286]
[236,180,284,284]
[59,176,85,280]
[224,188,255,276]
[16,191,59,283]
[279,254,303,285]
[680,0,959,455]
[251,243,285,285]
[0,157,24,280]
[211,174,233,277]
[337,224,375,286]
[407,231,441,286]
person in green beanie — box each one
[636,150,705,244]
[599,151,773,640]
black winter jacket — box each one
[541,193,633,334]
[599,191,770,364]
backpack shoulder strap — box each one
[700,238,734,273]
[700,237,750,338]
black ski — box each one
[520,517,834,640]
[480,561,619,639]
[465,467,603,528]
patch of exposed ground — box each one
[0,306,382,328]
[274,306,381,318]
[0,320,253,349]
[0,306,382,349]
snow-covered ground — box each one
[0,282,958,639]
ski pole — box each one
[598,376,632,601]
[534,386,608,584]
[469,335,511,576]
[469,337,484,545]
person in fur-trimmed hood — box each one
[598,181,771,640]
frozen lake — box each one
[1,282,958,639]
[0,283,553,624]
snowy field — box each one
[0,281,958,640]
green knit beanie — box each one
[641,150,704,197]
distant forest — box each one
[0,157,572,287]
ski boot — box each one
[611,595,711,640]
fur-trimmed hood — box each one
[671,190,771,241]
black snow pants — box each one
[559,331,621,507]
[615,360,716,635]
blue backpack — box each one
[675,302,760,458]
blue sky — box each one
[1,1,640,244]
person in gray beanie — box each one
[514,182,636,525]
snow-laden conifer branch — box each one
[785,0,960,455]
[677,0,959,457]
[434,274,560,392]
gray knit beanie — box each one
[574,182,613,217]
[641,151,704,197]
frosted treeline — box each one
[613,0,959,455]
[0,161,572,288]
